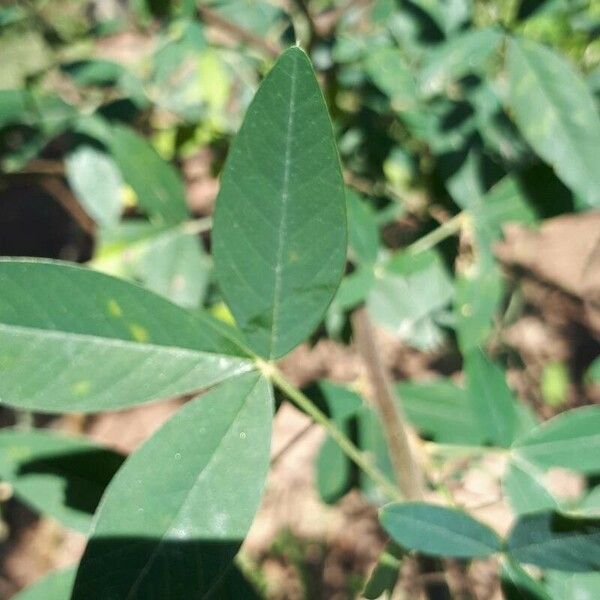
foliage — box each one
[1,0,599,598]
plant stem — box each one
[197,5,280,58]
[425,442,504,460]
[502,0,521,27]
[313,0,372,37]
[15,410,34,430]
[181,216,213,236]
[290,0,317,48]
[37,177,96,236]
[21,158,64,175]
[406,211,466,256]
[351,307,425,500]
[267,363,402,501]
[270,422,315,466]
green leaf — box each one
[358,408,396,504]
[134,231,211,309]
[213,47,346,359]
[454,262,504,353]
[402,97,475,155]
[383,146,414,191]
[151,42,228,122]
[0,89,30,128]
[346,188,379,265]
[334,266,375,312]
[333,32,388,64]
[501,559,552,600]
[587,357,600,383]
[317,435,350,505]
[506,37,600,208]
[513,406,600,474]
[465,349,518,447]
[312,381,362,503]
[132,0,172,20]
[507,511,600,572]
[546,571,600,600]
[364,47,418,109]
[444,148,485,210]
[0,430,123,533]
[467,79,527,163]
[503,460,558,516]
[396,379,485,445]
[409,0,470,36]
[380,502,502,558]
[12,567,76,600]
[0,259,252,412]
[32,94,76,137]
[209,0,284,37]
[65,144,124,228]
[1,133,45,173]
[362,542,404,599]
[0,5,26,28]
[0,28,50,89]
[0,91,75,167]
[367,249,454,351]
[107,124,189,225]
[515,403,540,441]
[419,27,503,97]
[152,21,207,86]
[540,361,569,408]
[93,223,212,309]
[72,372,273,599]
[581,486,600,516]
[326,266,375,337]
[61,59,127,87]
[473,176,537,247]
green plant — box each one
[1,0,600,598]
[0,46,398,598]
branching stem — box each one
[197,5,280,58]
[406,211,467,256]
[266,362,402,501]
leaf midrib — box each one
[268,55,298,359]
[123,375,263,600]
[518,432,600,461]
[404,399,475,425]
[0,258,251,357]
[391,512,499,555]
[510,528,600,560]
[0,323,253,367]
[471,364,513,445]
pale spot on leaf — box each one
[107,299,123,318]
[128,323,150,343]
[72,380,92,396]
[7,445,30,460]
